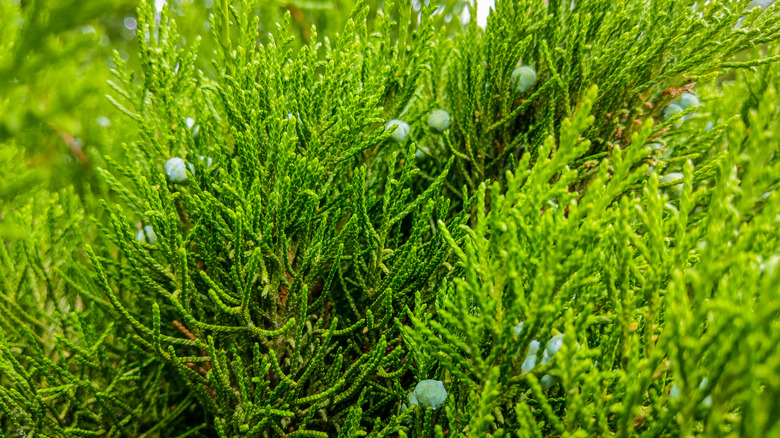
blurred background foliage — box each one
[0,0,469,231]
[0,0,435,239]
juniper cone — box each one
[521,355,537,374]
[540,374,560,391]
[677,92,700,110]
[541,334,565,365]
[663,103,684,121]
[413,380,448,410]
[511,65,537,93]
[407,391,419,406]
[135,225,157,245]
[2,0,780,436]
[385,119,410,142]
[428,109,451,133]
[165,157,188,183]
[521,340,541,373]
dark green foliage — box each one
[1,0,780,436]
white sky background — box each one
[154,0,499,28]
[476,0,495,28]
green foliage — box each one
[408,83,780,436]
[1,0,779,436]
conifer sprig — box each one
[1,0,779,436]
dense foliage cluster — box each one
[1,0,779,437]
